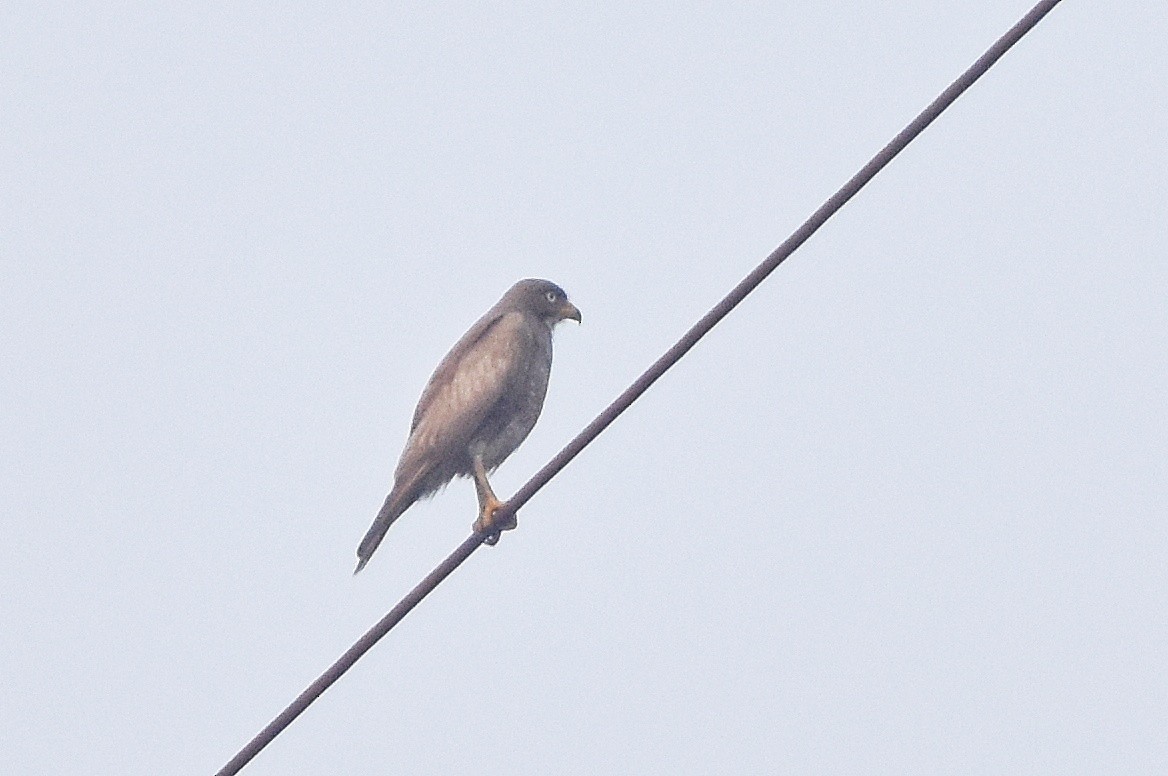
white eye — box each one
[545,291,558,302]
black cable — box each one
[216,2,1063,772]
[216,536,481,776]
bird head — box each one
[509,278,581,326]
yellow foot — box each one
[473,495,517,546]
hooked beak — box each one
[559,300,582,323]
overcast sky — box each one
[3,2,1166,774]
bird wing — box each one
[401,310,527,467]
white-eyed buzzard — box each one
[355,279,580,572]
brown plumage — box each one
[355,279,580,572]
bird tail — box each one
[354,490,406,574]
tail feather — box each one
[354,490,405,574]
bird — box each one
[355,278,581,573]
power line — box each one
[215,2,1063,773]
[216,535,481,776]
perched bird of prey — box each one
[355,279,581,572]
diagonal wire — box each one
[215,2,1063,773]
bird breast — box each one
[469,319,553,471]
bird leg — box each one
[472,454,516,545]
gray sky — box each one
[3,2,1166,774]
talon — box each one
[473,496,517,544]
[470,451,517,544]
[472,494,502,534]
